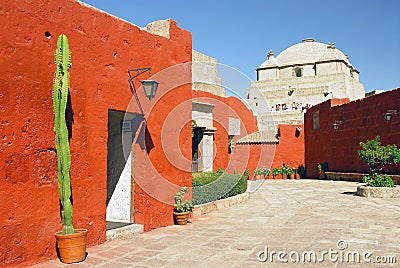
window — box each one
[294,66,302,77]
[313,111,320,131]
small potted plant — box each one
[260,167,268,179]
[173,187,194,225]
[288,167,296,180]
[317,162,328,179]
[254,169,263,180]
[280,165,289,179]
[263,167,271,179]
[271,168,280,179]
[297,165,306,179]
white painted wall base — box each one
[106,153,131,223]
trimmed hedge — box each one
[192,172,247,205]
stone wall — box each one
[192,50,225,96]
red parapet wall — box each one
[272,124,305,169]
[0,0,192,266]
[305,89,400,178]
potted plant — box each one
[297,165,306,179]
[280,165,288,179]
[260,166,267,179]
[254,169,263,180]
[317,162,328,179]
[53,34,87,264]
[271,168,280,179]
[173,187,194,225]
[288,167,296,180]
[262,167,271,179]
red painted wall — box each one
[0,0,191,266]
[243,124,305,176]
[271,124,305,169]
[305,89,400,178]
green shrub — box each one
[363,174,394,187]
[358,136,400,175]
[192,172,247,205]
[192,172,220,187]
[216,167,225,174]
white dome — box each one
[260,39,350,67]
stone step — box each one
[106,222,144,241]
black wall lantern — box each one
[385,109,398,122]
[332,120,344,132]
[128,68,160,101]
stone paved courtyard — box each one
[34,180,400,267]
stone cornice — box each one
[256,59,359,74]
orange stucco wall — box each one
[271,124,305,169]
[0,0,191,266]
[243,124,305,176]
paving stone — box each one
[33,180,400,267]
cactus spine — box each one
[53,34,74,235]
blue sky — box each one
[80,0,400,97]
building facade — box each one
[247,38,365,128]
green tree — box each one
[358,136,400,187]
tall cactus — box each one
[53,34,74,235]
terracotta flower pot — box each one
[290,174,295,180]
[173,211,190,225]
[55,229,88,264]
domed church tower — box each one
[247,38,365,128]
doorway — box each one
[106,110,142,230]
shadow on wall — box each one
[66,90,74,140]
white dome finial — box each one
[267,50,274,59]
